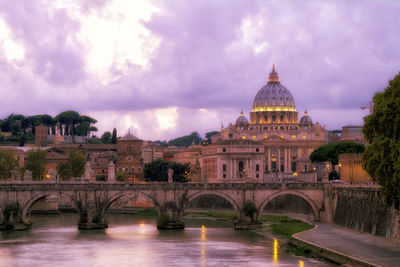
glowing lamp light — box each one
[293,172,298,177]
[242,136,246,139]
[45,174,50,179]
[339,163,342,167]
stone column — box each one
[84,161,92,180]
[62,125,66,136]
[288,148,291,172]
[277,148,281,172]
[108,161,115,182]
[230,159,233,182]
[284,148,288,172]
[268,148,271,172]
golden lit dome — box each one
[252,65,296,112]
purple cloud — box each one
[0,0,399,139]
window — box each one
[256,174,259,178]
[256,148,259,152]
[131,167,135,173]
[256,164,260,172]
[119,168,122,172]
[238,161,244,172]
[223,148,226,152]
[127,144,132,152]
[280,165,284,172]
[223,164,227,172]
[265,165,268,172]
[223,173,227,179]
[271,161,277,171]
[291,162,297,172]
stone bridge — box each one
[0,182,356,230]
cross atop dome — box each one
[268,64,279,82]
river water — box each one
[0,214,332,267]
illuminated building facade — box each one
[208,65,327,182]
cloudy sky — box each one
[0,0,399,140]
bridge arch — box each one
[186,191,241,214]
[21,192,74,224]
[103,191,159,217]
[258,190,320,221]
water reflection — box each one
[273,238,279,263]
[0,214,332,267]
[200,224,207,266]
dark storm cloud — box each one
[0,0,400,135]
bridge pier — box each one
[0,203,31,231]
[157,202,184,230]
[75,194,109,230]
[234,201,262,230]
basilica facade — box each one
[204,66,327,182]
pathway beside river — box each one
[294,220,400,267]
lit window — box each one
[292,135,296,139]
[252,135,256,139]
[242,136,246,139]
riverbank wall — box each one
[333,187,400,241]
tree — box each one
[25,149,47,180]
[111,128,117,144]
[144,159,190,182]
[363,71,400,209]
[56,149,86,180]
[168,132,202,147]
[0,150,18,180]
[310,141,365,167]
[55,111,81,136]
[205,131,220,144]
[101,131,112,144]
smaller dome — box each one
[300,110,313,126]
[236,110,249,125]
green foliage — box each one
[56,162,70,181]
[205,131,220,143]
[270,220,313,237]
[116,172,126,181]
[168,132,201,147]
[56,149,86,180]
[86,136,102,144]
[0,150,18,180]
[363,72,400,210]
[144,159,190,182]
[111,128,117,144]
[310,141,365,166]
[134,208,158,217]
[26,149,47,180]
[242,202,258,221]
[101,131,112,144]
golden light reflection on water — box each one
[299,260,304,267]
[273,238,278,263]
[200,225,207,267]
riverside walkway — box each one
[294,221,400,267]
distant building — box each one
[341,125,366,144]
[210,65,326,182]
[35,125,48,147]
[116,131,144,181]
[338,153,372,183]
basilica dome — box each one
[236,110,249,125]
[300,110,313,126]
[252,65,296,112]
